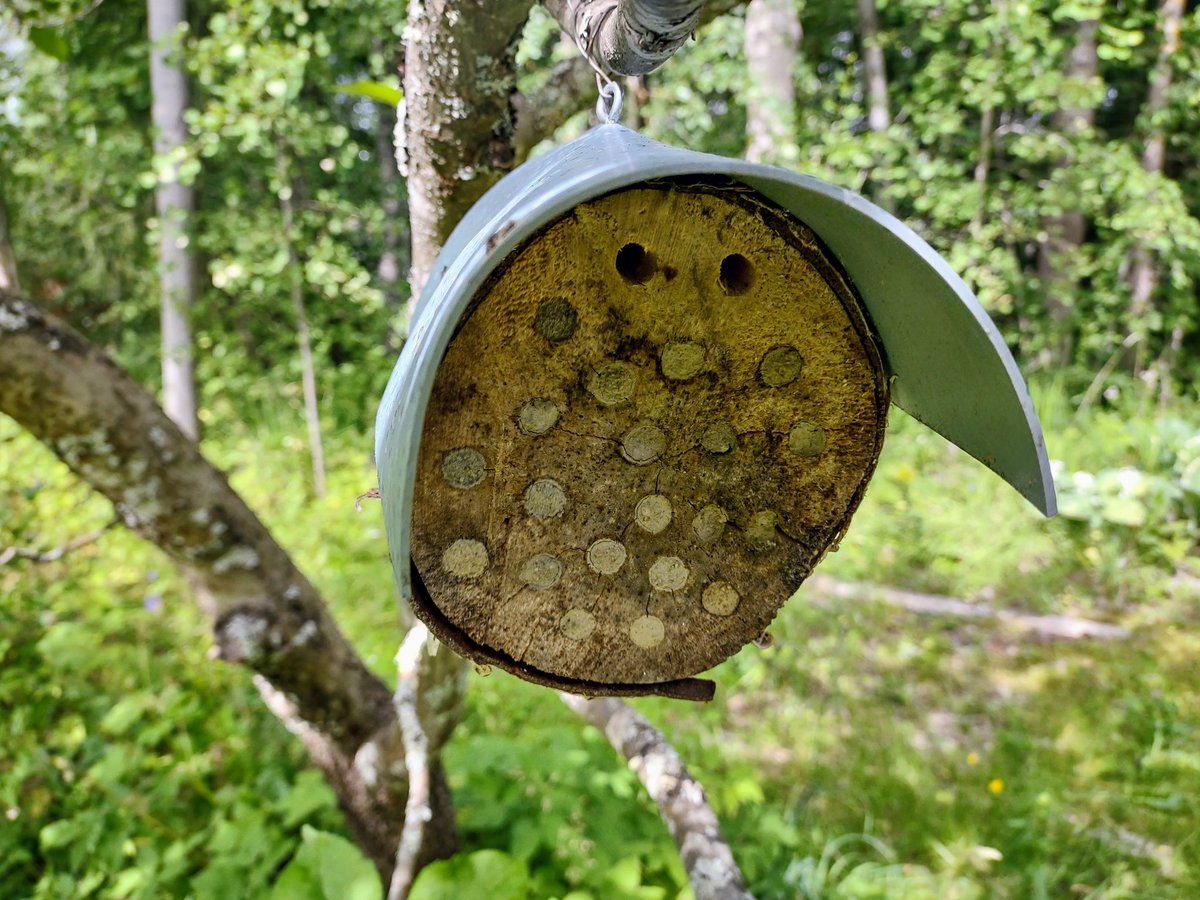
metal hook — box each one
[596,79,623,125]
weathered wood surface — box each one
[410,180,888,692]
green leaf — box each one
[29,26,70,61]
[606,857,643,893]
[409,850,530,900]
[335,81,402,106]
[301,826,382,900]
[1100,497,1146,528]
[39,818,82,850]
[275,770,337,828]
[100,693,150,736]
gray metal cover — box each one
[377,124,1056,603]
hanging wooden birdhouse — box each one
[376,123,1056,701]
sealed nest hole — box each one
[410,179,888,700]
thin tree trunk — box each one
[374,41,408,347]
[1127,0,1184,375]
[0,175,18,292]
[744,0,801,165]
[147,0,199,440]
[624,75,648,130]
[970,104,995,233]
[561,695,753,900]
[276,149,327,499]
[857,0,890,133]
[1037,15,1099,363]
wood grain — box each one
[410,180,888,692]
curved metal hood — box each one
[377,124,1056,603]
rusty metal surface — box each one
[377,123,1056,612]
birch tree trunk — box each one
[147,0,199,440]
[1036,15,1099,364]
[744,0,800,165]
[1126,0,1184,374]
[373,41,407,346]
[0,175,18,292]
[276,149,327,500]
[857,0,890,133]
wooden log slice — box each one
[410,179,888,694]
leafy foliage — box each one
[2,0,1200,898]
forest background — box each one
[2,0,1200,897]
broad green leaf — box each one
[1100,497,1147,528]
[29,27,70,61]
[335,81,403,106]
[409,850,530,900]
[298,826,382,900]
[275,770,337,828]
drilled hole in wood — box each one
[719,253,754,294]
[630,615,665,648]
[615,242,656,284]
[702,581,741,617]
[648,556,689,592]
[519,553,564,590]
[759,346,804,387]
[586,361,637,406]
[700,421,738,455]
[586,538,627,575]
[691,504,728,544]
[534,297,577,342]
[788,422,827,457]
[441,448,487,489]
[442,539,488,579]
[660,341,706,381]
[620,424,667,465]
[524,478,567,519]
[560,608,596,640]
[634,494,673,534]
[518,398,560,436]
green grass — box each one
[2,384,1198,898]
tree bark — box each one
[856,0,890,133]
[0,173,19,292]
[744,0,800,165]
[1126,0,1184,368]
[276,149,327,500]
[511,55,597,163]
[1036,15,1098,356]
[373,41,408,347]
[147,0,199,440]
[0,291,464,880]
[542,0,710,77]
[400,0,534,298]
[971,104,995,234]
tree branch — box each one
[387,624,451,900]
[542,0,706,77]
[0,291,459,879]
[512,55,596,162]
[516,1,745,159]
[560,694,753,900]
[803,575,1131,641]
[0,518,118,565]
